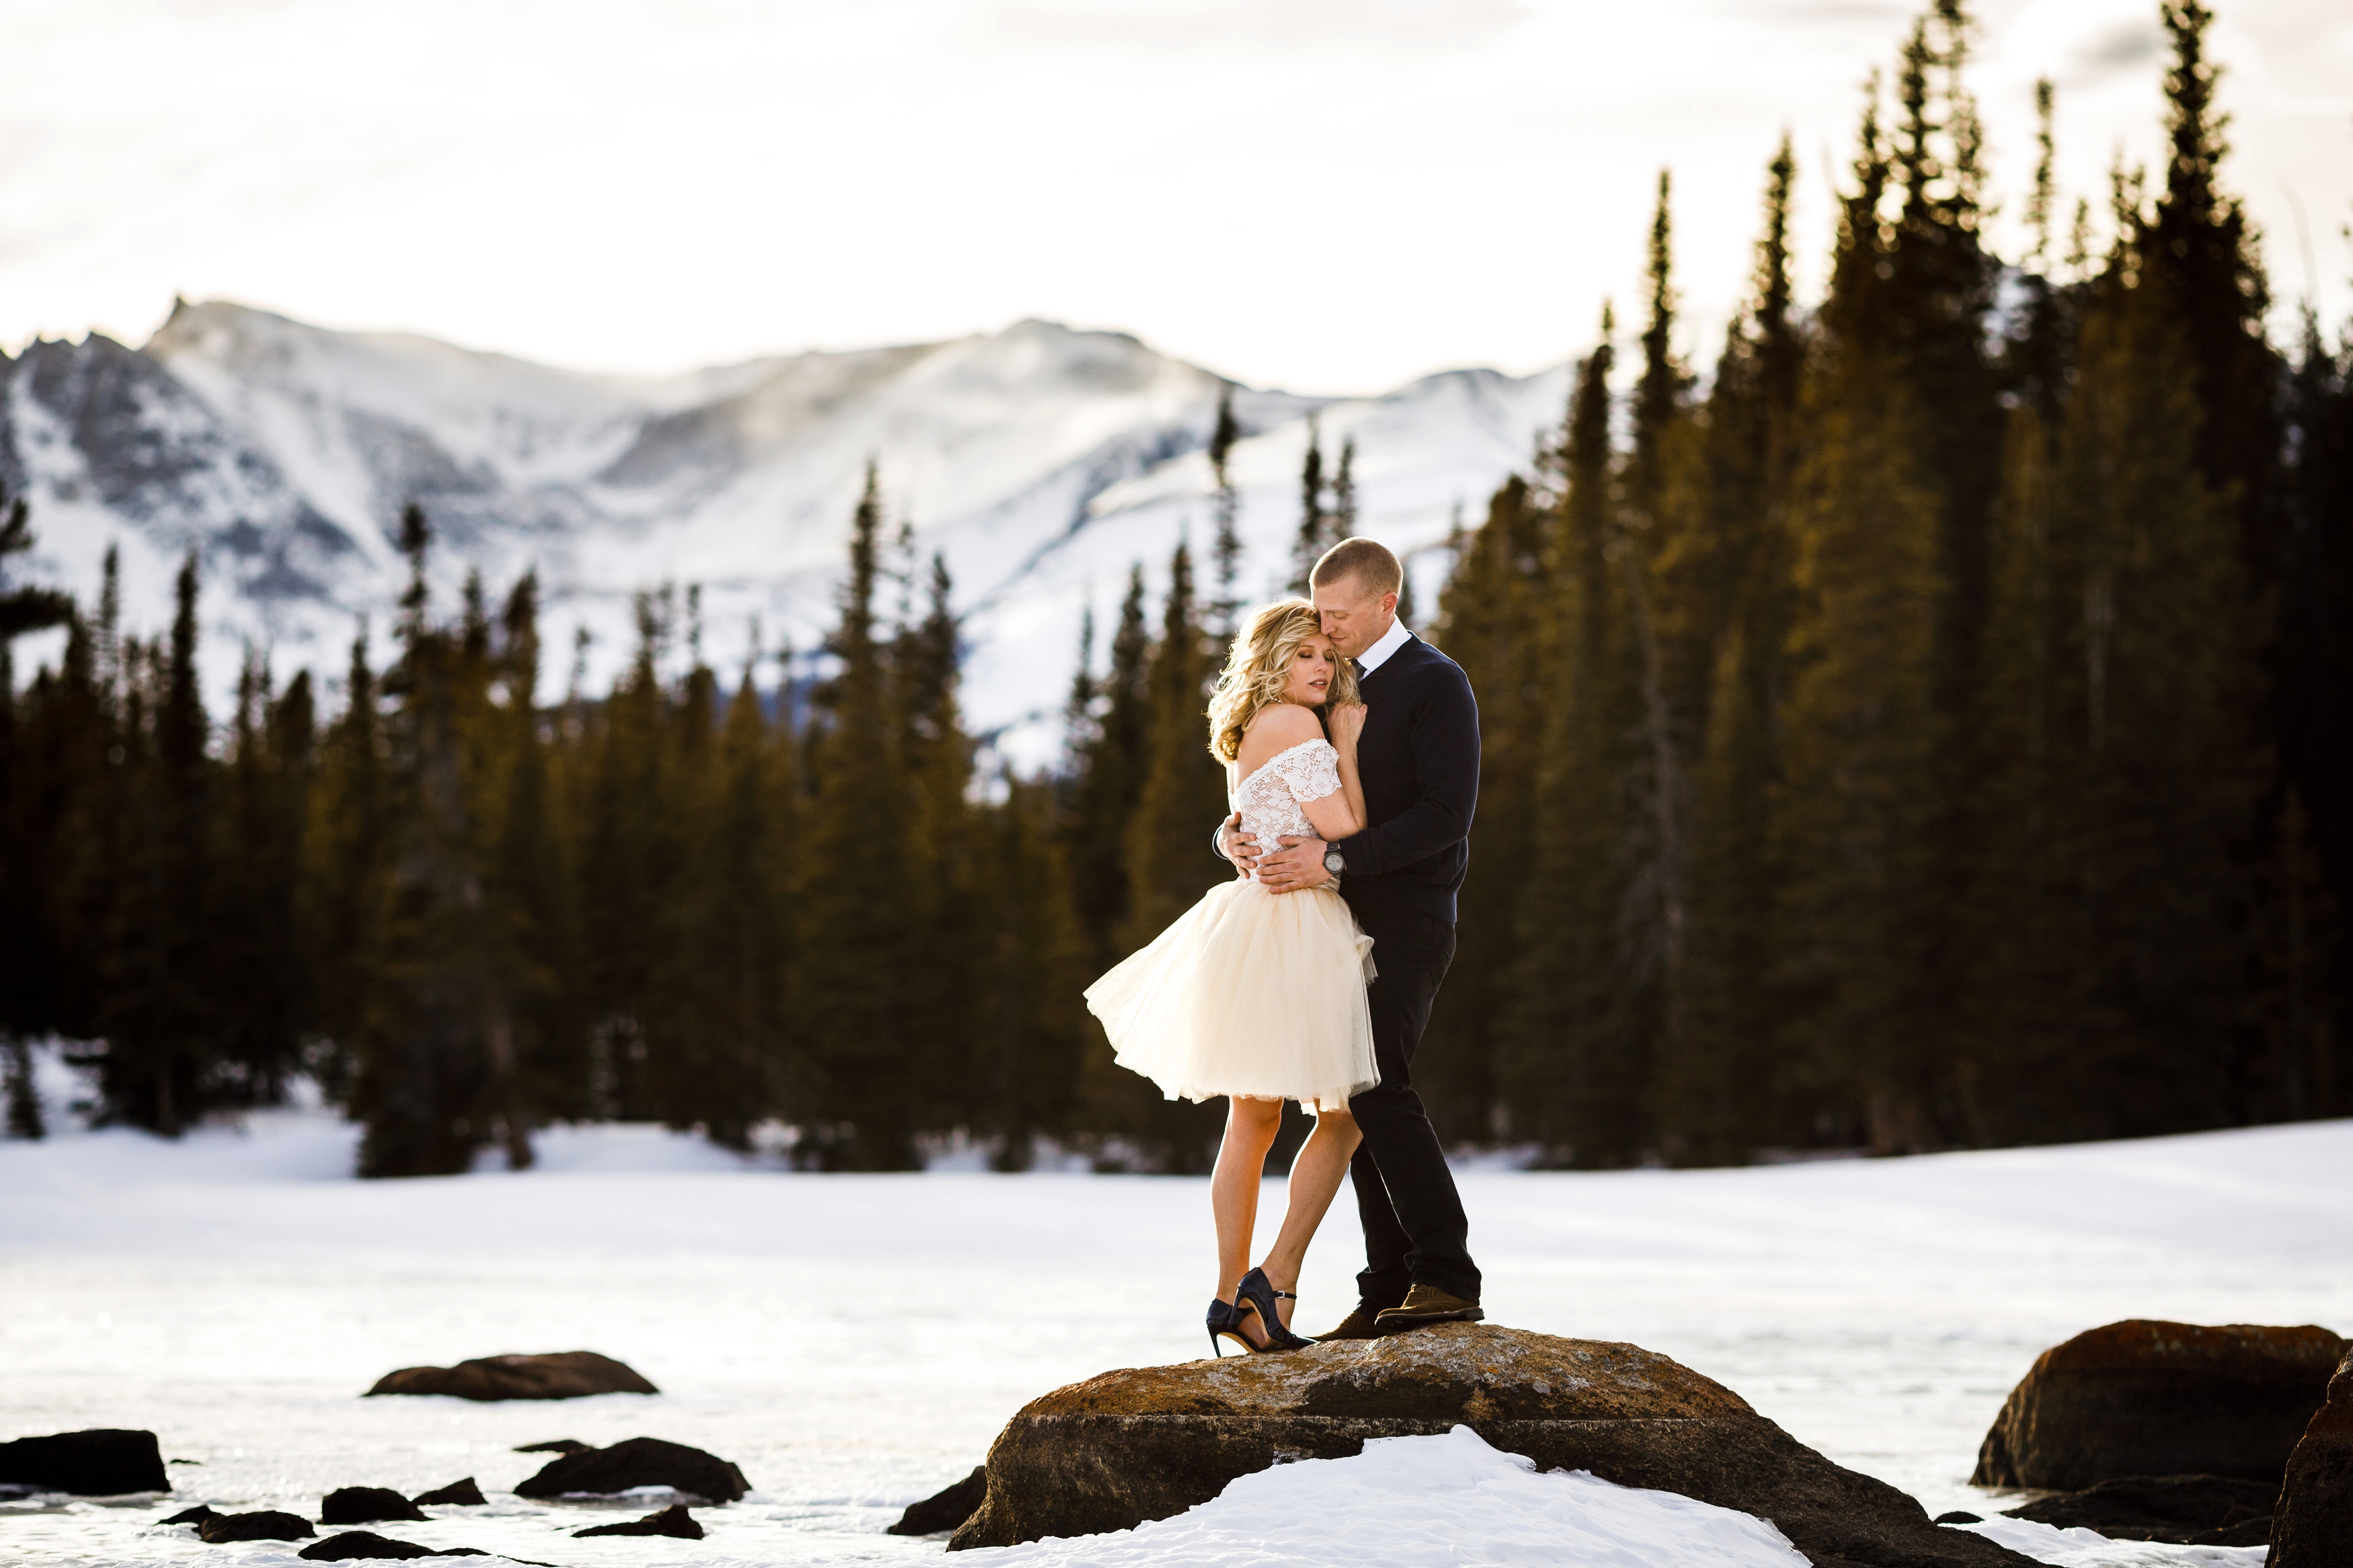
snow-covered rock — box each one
[0,301,1568,763]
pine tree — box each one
[1209,386,1244,634]
[1330,436,1358,540]
[1422,474,1549,1142]
[1969,208,2264,1141]
[1066,569,1152,976]
[1105,541,1226,1169]
[1292,419,1327,593]
[305,619,388,1104]
[1678,139,1808,1159]
[794,464,922,1167]
[94,552,217,1134]
[1769,80,1950,1155]
[1503,310,1652,1163]
[350,506,500,1176]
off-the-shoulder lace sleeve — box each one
[1271,739,1343,805]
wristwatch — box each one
[1322,846,1346,886]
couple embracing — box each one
[1086,537,1484,1355]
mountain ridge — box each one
[0,301,1568,760]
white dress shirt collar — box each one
[1355,615,1414,677]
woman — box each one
[1084,599,1378,1355]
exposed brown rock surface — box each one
[2271,1344,2353,1567]
[1970,1319,2344,1490]
[947,1323,2032,1568]
[365,1351,657,1401]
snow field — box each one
[3,1094,2348,1566]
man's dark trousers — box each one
[1345,889,1478,1309]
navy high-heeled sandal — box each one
[1232,1268,1314,1352]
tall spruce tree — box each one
[1209,386,1244,634]
[794,465,922,1167]
[1292,421,1328,593]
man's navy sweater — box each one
[1334,632,1480,924]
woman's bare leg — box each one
[1257,1108,1363,1328]
[1211,1097,1286,1346]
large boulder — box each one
[321,1486,426,1525]
[0,1428,169,1496]
[2001,1474,2276,1546]
[1971,1320,2344,1490]
[2271,1344,2353,1567]
[365,1351,657,1401]
[410,1477,485,1506]
[512,1437,748,1503]
[946,1323,2033,1567]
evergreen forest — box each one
[3,1,2348,1172]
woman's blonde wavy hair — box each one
[1205,598,1359,764]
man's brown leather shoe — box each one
[1374,1284,1484,1333]
[1313,1307,1389,1341]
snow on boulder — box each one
[364,1350,657,1401]
[0,1428,169,1497]
[1970,1319,2346,1491]
[959,1424,1811,1568]
[947,1323,2030,1567]
[2271,1343,2353,1567]
[512,1436,748,1503]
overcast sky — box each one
[3,0,2347,393]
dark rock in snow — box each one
[889,1467,988,1536]
[945,1322,2034,1567]
[512,1440,591,1455]
[0,1429,171,1496]
[297,1534,498,1561]
[411,1477,486,1506]
[163,1505,222,1526]
[199,1510,317,1542]
[366,1351,657,1401]
[1933,1512,1982,1524]
[2002,1473,2276,1546]
[2272,1344,2353,1567]
[1972,1319,2344,1490]
[321,1487,427,1524]
[514,1436,748,1503]
[574,1503,704,1539]
[299,1532,436,1561]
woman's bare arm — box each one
[1300,704,1367,841]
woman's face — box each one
[1281,632,1340,708]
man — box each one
[1218,537,1483,1337]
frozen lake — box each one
[5,1109,2348,1567]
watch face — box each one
[1324,850,1345,874]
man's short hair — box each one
[1310,537,1404,598]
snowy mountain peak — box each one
[2,304,1566,761]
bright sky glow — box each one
[2,0,2348,391]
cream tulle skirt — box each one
[1084,879,1379,1114]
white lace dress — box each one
[1084,738,1379,1114]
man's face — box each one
[1312,575,1398,661]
